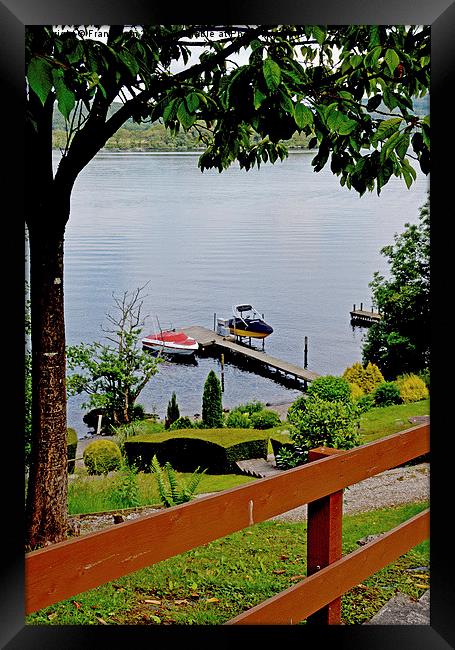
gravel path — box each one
[270,462,429,522]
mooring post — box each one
[306,447,346,625]
[360,302,363,311]
[304,336,308,369]
[213,312,216,332]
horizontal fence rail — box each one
[226,508,429,624]
[25,423,429,617]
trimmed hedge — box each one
[124,429,268,474]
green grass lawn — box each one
[27,501,429,626]
[358,399,429,443]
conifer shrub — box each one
[67,427,78,474]
[396,373,429,403]
[349,382,365,401]
[165,392,180,429]
[202,370,223,428]
[306,375,353,404]
[373,381,402,407]
[83,439,123,475]
[249,409,281,429]
[343,362,384,394]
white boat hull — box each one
[142,338,198,356]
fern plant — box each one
[150,455,206,508]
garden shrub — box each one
[396,373,429,403]
[356,393,375,413]
[306,375,352,404]
[249,409,281,429]
[202,370,223,428]
[225,409,251,429]
[343,362,384,394]
[83,439,123,475]
[234,401,264,415]
[131,403,146,421]
[373,381,402,407]
[67,427,78,475]
[275,444,306,470]
[169,416,193,430]
[287,395,360,465]
[287,394,307,420]
[417,370,430,391]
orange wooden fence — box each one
[25,423,430,624]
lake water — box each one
[59,150,429,437]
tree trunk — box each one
[25,223,68,549]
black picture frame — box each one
[2,1,454,647]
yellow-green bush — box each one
[396,374,429,403]
[83,439,122,476]
[349,382,365,401]
[343,362,384,394]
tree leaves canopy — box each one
[26,24,430,201]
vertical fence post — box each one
[306,447,347,625]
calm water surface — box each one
[58,151,428,437]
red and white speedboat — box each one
[142,329,199,356]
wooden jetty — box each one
[350,303,382,326]
[181,325,320,384]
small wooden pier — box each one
[181,325,319,385]
[350,303,382,327]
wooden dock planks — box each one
[181,325,319,383]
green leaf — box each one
[177,100,195,129]
[52,69,75,121]
[162,97,178,124]
[253,88,266,110]
[364,46,382,69]
[27,57,53,105]
[279,90,294,115]
[118,50,140,76]
[372,117,403,145]
[294,103,313,129]
[385,49,400,75]
[263,57,281,91]
[312,26,327,45]
[185,92,200,113]
[395,133,410,160]
[326,109,357,135]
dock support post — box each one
[221,353,225,392]
[304,336,308,369]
